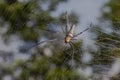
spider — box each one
[28,12,92,53]
[58,12,92,66]
[26,12,92,67]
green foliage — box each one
[98,0,120,58]
[45,68,79,80]
[91,0,120,79]
[104,0,120,29]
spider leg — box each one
[59,24,66,35]
[62,43,68,51]
[70,41,83,59]
[56,12,70,36]
[62,43,71,65]
[73,23,92,38]
[73,27,89,38]
[69,42,75,68]
[62,43,76,68]
[71,38,78,41]
[40,28,58,34]
[65,11,70,35]
[27,38,57,51]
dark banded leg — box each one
[27,38,57,51]
[65,11,69,35]
[73,23,92,38]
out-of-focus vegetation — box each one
[0,0,120,80]
[91,0,120,79]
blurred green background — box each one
[0,0,120,80]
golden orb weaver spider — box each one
[26,12,92,68]
[28,12,92,51]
